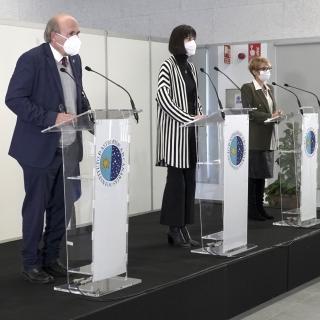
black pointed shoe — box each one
[248,214,266,221]
[43,260,67,277]
[167,227,190,248]
[257,204,274,220]
[180,226,200,247]
[22,267,54,284]
[260,210,274,220]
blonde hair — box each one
[248,57,271,76]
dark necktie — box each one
[61,56,68,67]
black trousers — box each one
[160,166,196,227]
[248,178,265,215]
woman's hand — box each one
[272,110,283,118]
[193,114,206,120]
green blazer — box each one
[241,82,277,150]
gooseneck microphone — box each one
[272,82,303,115]
[213,66,240,90]
[284,83,320,108]
[85,66,139,123]
[200,68,224,119]
[200,68,222,110]
[60,67,90,110]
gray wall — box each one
[2,0,320,44]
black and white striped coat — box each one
[156,56,202,168]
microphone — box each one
[213,66,240,90]
[85,66,139,123]
[272,82,303,115]
[284,83,320,108]
[200,68,224,119]
[60,67,91,111]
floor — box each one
[3,207,320,319]
[232,276,320,320]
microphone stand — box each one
[200,68,224,119]
[85,66,139,123]
[60,67,91,110]
[284,83,320,109]
[60,67,95,126]
[213,66,240,90]
[272,81,303,115]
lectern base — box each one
[273,218,320,228]
[54,276,141,297]
[191,243,257,257]
[202,231,223,240]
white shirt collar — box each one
[49,43,67,63]
[253,78,270,91]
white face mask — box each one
[184,40,196,56]
[259,70,271,82]
[56,33,81,56]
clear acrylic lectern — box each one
[186,109,257,257]
[42,109,141,296]
[273,107,320,227]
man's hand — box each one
[55,113,76,125]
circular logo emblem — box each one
[228,133,245,168]
[305,129,316,157]
[96,140,125,187]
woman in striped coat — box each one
[156,25,203,247]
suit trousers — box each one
[160,166,196,227]
[20,149,65,270]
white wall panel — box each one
[106,36,151,215]
[0,25,44,242]
[80,32,106,109]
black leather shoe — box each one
[43,260,67,277]
[261,212,274,220]
[248,214,266,221]
[167,227,190,248]
[22,267,54,284]
[180,226,200,247]
[258,207,274,220]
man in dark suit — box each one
[5,13,88,283]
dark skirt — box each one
[249,150,274,179]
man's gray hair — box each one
[44,17,60,42]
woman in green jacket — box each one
[241,56,281,221]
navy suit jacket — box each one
[5,42,88,168]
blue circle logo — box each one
[100,145,122,181]
[96,140,125,186]
[305,129,316,157]
[228,134,245,168]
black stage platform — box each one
[2,204,320,320]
